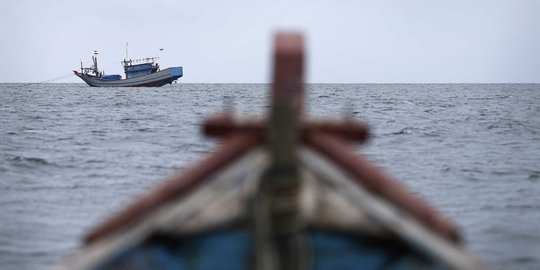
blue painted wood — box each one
[92,229,448,270]
[310,231,448,270]
[125,63,157,79]
[100,75,122,81]
[94,230,250,270]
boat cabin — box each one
[122,58,160,79]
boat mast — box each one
[122,43,132,67]
[92,50,100,76]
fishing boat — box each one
[73,49,182,87]
[56,33,481,270]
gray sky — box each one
[1,0,539,83]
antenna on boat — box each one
[155,48,164,58]
[125,43,129,60]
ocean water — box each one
[0,83,539,269]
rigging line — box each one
[9,73,75,89]
[83,50,124,63]
[128,43,160,54]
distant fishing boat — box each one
[56,33,481,270]
[74,47,182,87]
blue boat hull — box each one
[74,67,182,87]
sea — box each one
[0,83,539,269]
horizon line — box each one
[1,82,540,84]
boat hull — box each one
[74,67,182,87]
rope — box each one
[127,43,164,59]
[9,73,75,89]
[128,44,158,54]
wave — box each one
[391,127,414,135]
[8,156,54,168]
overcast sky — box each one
[1,0,539,83]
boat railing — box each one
[122,57,159,66]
